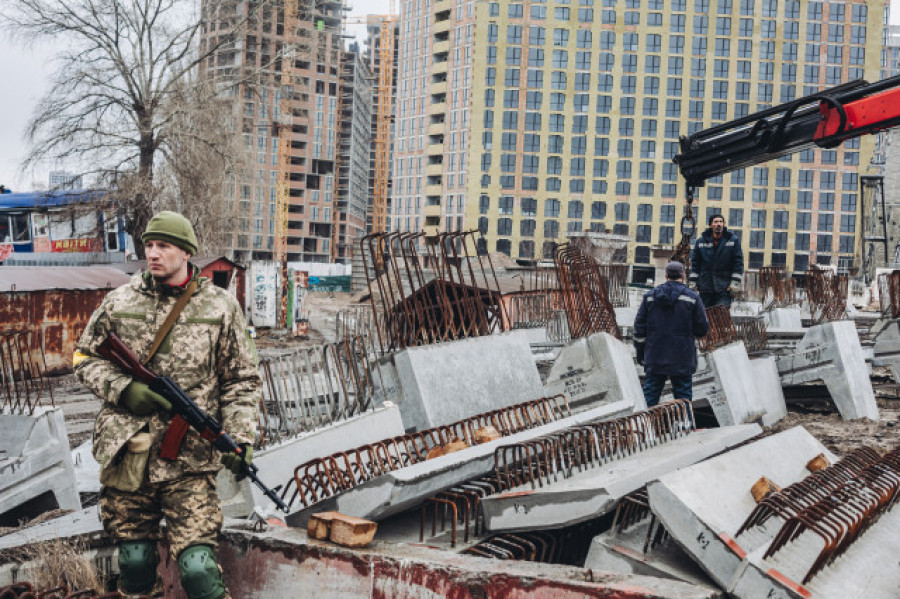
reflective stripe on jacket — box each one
[633,281,710,376]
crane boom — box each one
[674,74,900,187]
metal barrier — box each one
[0,330,53,416]
[553,243,621,340]
[257,335,382,446]
[697,305,740,352]
[804,268,847,323]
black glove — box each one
[220,443,253,480]
[635,343,645,366]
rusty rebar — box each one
[697,305,740,352]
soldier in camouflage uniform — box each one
[74,211,260,599]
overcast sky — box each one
[0,0,894,191]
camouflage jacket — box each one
[75,266,261,483]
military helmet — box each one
[141,211,198,255]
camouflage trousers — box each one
[101,473,230,598]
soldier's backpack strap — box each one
[142,278,198,365]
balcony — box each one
[430,80,447,95]
[426,183,443,197]
[425,203,442,218]
[428,122,445,137]
[432,40,450,56]
[428,142,444,155]
[426,163,444,177]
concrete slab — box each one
[750,357,787,427]
[286,399,635,526]
[376,330,545,432]
[777,321,879,420]
[690,342,769,426]
[646,427,836,590]
[218,403,406,517]
[0,506,102,551]
[583,520,719,590]
[544,332,646,412]
[730,502,900,599]
[762,307,803,331]
[481,424,761,533]
[0,407,81,526]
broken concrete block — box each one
[374,331,545,432]
[0,407,80,527]
[730,503,900,599]
[777,321,879,420]
[690,342,770,426]
[872,319,900,383]
[480,424,761,533]
[583,520,718,591]
[218,403,406,518]
[646,426,836,590]
[544,332,646,412]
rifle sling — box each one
[145,277,198,460]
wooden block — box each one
[473,425,501,444]
[750,476,782,503]
[307,511,339,540]
[328,513,378,548]
[806,453,830,472]
[442,438,469,455]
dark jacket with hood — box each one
[634,280,709,376]
[689,228,744,293]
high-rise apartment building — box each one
[365,16,400,233]
[395,0,886,274]
[337,48,373,261]
[201,0,363,263]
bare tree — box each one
[1,0,268,258]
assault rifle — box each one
[97,333,289,513]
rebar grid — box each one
[492,400,694,492]
[460,519,608,564]
[505,292,562,329]
[804,268,847,323]
[0,330,53,416]
[746,266,800,309]
[257,335,382,446]
[697,305,740,352]
[553,243,621,340]
[761,446,900,584]
[734,317,769,352]
[281,395,571,509]
[736,447,882,537]
[610,488,671,554]
[359,231,508,354]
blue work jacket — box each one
[634,281,710,376]
[689,228,744,293]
